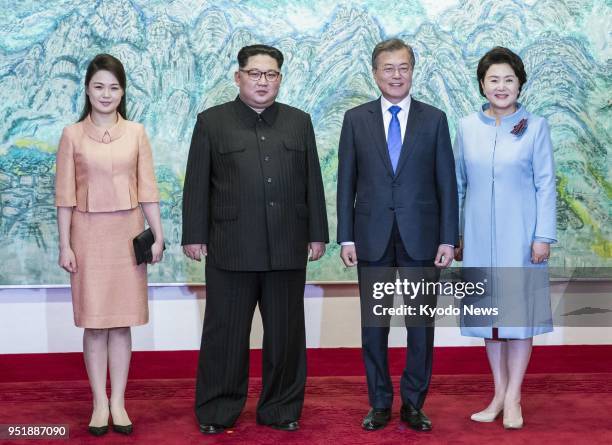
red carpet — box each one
[1,347,611,444]
[3,346,611,382]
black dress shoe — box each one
[88,425,109,436]
[269,420,299,431]
[112,423,133,435]
[199,424,225,434]
[400,404,432,431]
[362,408,391,431]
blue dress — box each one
[454,104,557,339]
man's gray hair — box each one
[371,38,415,69]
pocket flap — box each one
[218,145,245,154]
[284,140,306,151]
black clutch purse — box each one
[133,228,165,265]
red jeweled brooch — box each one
[511,118,528,136]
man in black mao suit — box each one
[182,44,329,434]
[336,38,458,432]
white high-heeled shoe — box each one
[503,405,523,429]
[470,407,503,422]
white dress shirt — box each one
[381,94,411,143]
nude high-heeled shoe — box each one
[503,405,523,429]
[470,406,503,422]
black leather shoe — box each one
[88,425,109,436]
[112,423,133,435]
[269,420,299,431]
[362,408,391,431]
[400,404,432,431]
[199,424,225,434]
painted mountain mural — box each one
[0,0,609,284]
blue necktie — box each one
[387,105,402,173]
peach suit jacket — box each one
[55,114,159,210]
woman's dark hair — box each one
[477,47,527,98]
[78,54,127,121]
[237,44,284,69]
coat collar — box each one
[366,98,393,175]
[478,103,527,129]
[395,98,423,177]
[233,95,279,127]
[83,113,126,143]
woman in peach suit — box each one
[55,54,164,436]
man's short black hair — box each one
[477,46,527,97]
[237,45,284,69]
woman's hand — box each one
[150,240,164,264]
[531,241,550,264]
[58,246,78,273]
[140,202,164,265]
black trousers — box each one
[357,220,437,410]
[195,264,307,427]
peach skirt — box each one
[70,207,148,328]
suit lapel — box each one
[366,99,394,176]
[394,98,423,177]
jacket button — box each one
[264,156,270,162]
[266,177,272,183]
[261,136,266,141]
[269,201,275,207]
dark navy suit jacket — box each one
[336,97,458,261]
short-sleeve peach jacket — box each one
[55,115,159,212]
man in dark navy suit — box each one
[336,38,458,432]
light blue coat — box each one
[455,104,557,339]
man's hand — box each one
[308,242,326,261]
[183,244,207,262]
[340,244,358,267]
[434,244,454,268]
[531,241,550,264]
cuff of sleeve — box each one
[138,192,160,202]
[534,236,556,244]
[340,241,355,246]
[55,199,76,207]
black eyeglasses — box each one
[239,69,281,82]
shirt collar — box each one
[83,113,126,143]
[234,95,279,127]
[380,94,411,115]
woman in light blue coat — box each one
[454,47,556,429]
